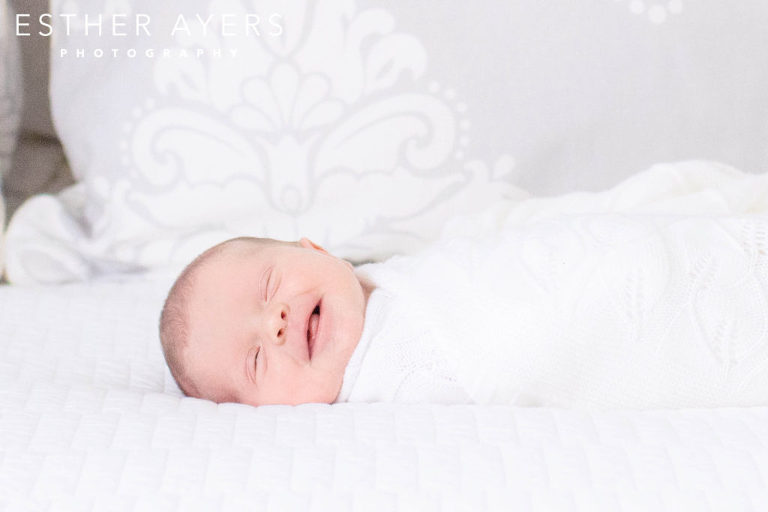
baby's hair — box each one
[159,237,290,399]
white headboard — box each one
[10,0,55,138]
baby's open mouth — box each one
[307,302,321,357]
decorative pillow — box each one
[6,0,768,284]
[6,0,529,283]
[0,0,23,277]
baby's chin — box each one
[309,359,350,404]
[273,383,342,406]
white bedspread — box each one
[340,160,768,409]
[2,161,768,510]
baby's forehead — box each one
[193,249,251,288]
[187,239,299,302]
[201,240,269,270]
[188,240,291,306]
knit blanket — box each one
[338,160,768,409]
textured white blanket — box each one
[2,273,768,509]
[338,161,768,409]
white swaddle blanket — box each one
[336,160,768,409]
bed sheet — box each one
[0,276,767,511]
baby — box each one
[162,212,768,410]
[159,236,376,406]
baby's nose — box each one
[267,303,290,345]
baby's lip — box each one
[304,303,312,359]
[305,299,321,359]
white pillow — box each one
[7,0,768,284]
[5,0,526,284]
[0,0,23,277]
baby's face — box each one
[184,238,371,406]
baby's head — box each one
[159,236,372,406]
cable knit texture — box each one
[337,161,768,409]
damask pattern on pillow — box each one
[6,0,768,283]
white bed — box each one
[4,1,768,510]
[1,276,767,511]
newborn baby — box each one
[160,162,768,409]
[161,212,768,410]
[159,237,376,406]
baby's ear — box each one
[298,237,328,254]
